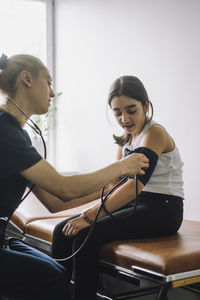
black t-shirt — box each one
[0,112,42,217]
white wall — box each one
[54,0,200,220]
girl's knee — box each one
[53,221,65,236]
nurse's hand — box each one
[119,153,149,176]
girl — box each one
[0,54,148,300]
[52,75,184,300]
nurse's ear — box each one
[19,70,32,88]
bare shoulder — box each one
[141,124,174,155]
[147,124,169,138]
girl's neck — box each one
[129,118,149,145]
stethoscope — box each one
[3,96,139,261]
[7,96,47,200]
[55,175,139,262]
[1,96,47,248]
[7,96,47,160]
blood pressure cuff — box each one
[124,147,158,185]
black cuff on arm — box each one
[124,147,159,185]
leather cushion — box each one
[99,220,200,275]
[24,219,200,276]
[25,218,66,242]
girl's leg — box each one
[0,239,69,300]
[52,214,80,278]
[52,197,183,300]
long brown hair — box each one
[108,75,153,146]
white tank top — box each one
[123,120,184,198]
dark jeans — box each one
[52,192,183,300]
[0,238,69,300]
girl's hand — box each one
[62,216,90,237]
[119,153,149,176]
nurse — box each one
[0,54,148,299]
